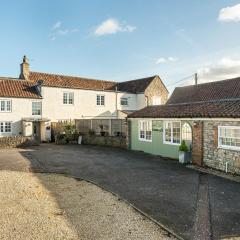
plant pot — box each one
[179,151,191,164]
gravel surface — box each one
[0,171,175,240]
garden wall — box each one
[82,135,126,149]
[0,136,39,149]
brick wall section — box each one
[0,136,39,149]
[192,121,204,166]
[144,76,169,105]
[203,121,240,174]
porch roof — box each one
[22,117,51,122]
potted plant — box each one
[179,140,191,164]
[99,124,105,136]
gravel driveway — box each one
[0,171,175,240]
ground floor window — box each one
[0,122,12,133]
[163,121,181,145]
[139,120,152,141]
[218,126,240,150]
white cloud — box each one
[52,21,62,30]
[94,18,136,36]
[50,22,79,40]
[198,57,240,82]
[156,57,178,64]
[218,4,240,22]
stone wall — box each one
[0,136,39,149]
[144,76,169,105]
[203,121,240,175]
[82,135,126,149]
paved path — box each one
[0,144,239,240]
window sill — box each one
[163,141,180,146]
[139,138,152,142]
[218,145,240,152]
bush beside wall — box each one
[0,136,39,149]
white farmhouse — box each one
[0,56,168,141]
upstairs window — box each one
[120,98,128,106]
[63,92,74,105]
[97,95,105,106]
[139,120,152,141]
[0,122,12,133]
[218,126,240,151]
[152,96,161,105]
[32,102,42,116]
[163,121,181,145]
[0,100,11,112]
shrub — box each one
[179,140,189,152]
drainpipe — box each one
[225,161,230,173]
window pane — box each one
[68,93,74,104]
[101,96,105,105]
[6,101,11,111]
[219,126,240,149]
[0,122,3,132]
[5,122,11,132]
[121,98,128,106]
[63,93,68,104]
[164,122,171,142]
[1,101,5,111]
[32,102,42,116]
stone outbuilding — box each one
[128,77,240,175]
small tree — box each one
[179,140,189,152]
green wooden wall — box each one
[130,119,179,159]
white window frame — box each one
[63,92,74,105]
[0,99,12,112]
[218,126,240,151]
[120,97,128,106]
[32,101,42,116]
[0,122,12,133]
[163,121,181,145]
[152,96,161,106]
[138,120,152,142]
[96,94,105,106]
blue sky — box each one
[1,0,240,91]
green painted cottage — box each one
[128,77,240,175]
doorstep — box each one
[186,164,240,183]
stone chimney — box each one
[19,55,30,80]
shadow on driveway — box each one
[0,144,239,240]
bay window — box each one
[163,121,181,145]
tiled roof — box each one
[129,77,240,119]
[0,78,41,99]
[128,99,240,118]
[117,76,156,93]
[167,77,240,104]
[29,72,161,93]
[29,72,116,91]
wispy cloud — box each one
[52,21,62,30]
[156,57,178,64]
[198,57,240,82]
[218,4,240,22]
[50,21,79,40]
[94,18,136,36]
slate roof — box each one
[0,78,41,99]
[117,76,156,93]
[129,77,240,119]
